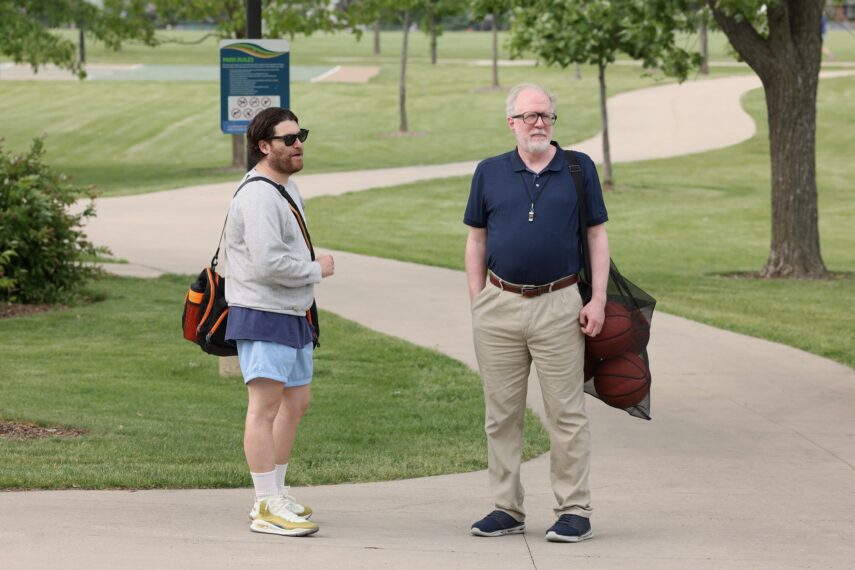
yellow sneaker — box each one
[249,496,319,537]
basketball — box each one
[585,302,633,359]
[594,352,650,409]
[630,309,651,353]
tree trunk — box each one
[699,15,709,75]
[597,62,613,189]
[709,0,827,278]
[760,68,826,277]
[491,13,499,88]
[430,13,437,64]
[399,11,410,132]
[78,27,86,64]
[574,63,582,80]
[373,20,381,55]
[232,134,246,169]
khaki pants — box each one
[471,280,592,521]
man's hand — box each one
[579,298,605,337]
[317,255,335,278]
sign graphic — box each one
[220,40,290,134]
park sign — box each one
[219,40,290,134]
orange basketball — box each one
[585,302,633,359]
[594,352,650,409]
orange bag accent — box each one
[187,290,204,304]
[209,307,230,334]
[182,291,203,342]
[197,267,216,333]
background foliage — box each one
[0,139,104,303]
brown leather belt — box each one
[489,273,578,298]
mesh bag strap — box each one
[564,151,592,283]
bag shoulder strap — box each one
[212,175,315,266]
[564,150,592,281]
[266,180,316,262]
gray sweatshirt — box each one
[223,172,321,315]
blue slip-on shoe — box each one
[470,510,525,537]
[545,514,593,543]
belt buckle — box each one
[519,285,538,297]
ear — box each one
[258,139,272,157]
[507,116,515,131]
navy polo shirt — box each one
[463,142,608,285]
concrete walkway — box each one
[3,73,855,569]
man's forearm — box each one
[587,224,610,303]
[465,249,487,299]
[465,231,488,301]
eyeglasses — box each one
[510,112,558,126]
[268,129,309,146]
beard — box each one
[522,129,551,154]
[269,148,304,175]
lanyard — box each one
[519,170,551,222]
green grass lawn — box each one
[307,76,855,368]
[0,275,549,489]
[1,30,751,196]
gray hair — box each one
[505,83,557,117]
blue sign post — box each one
[220,40,290,134]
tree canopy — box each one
[0,0,157,77]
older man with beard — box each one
[223,108,334,537]
[464,83,610,543]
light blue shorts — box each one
[236,340,314,387]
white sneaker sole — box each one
[545,529,593,543]
[250,519,319,537]
[470,524,526,537]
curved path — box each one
[3,73,855,569]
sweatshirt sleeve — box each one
[240,187,322,288]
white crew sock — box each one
[250,469,279,500]
[275,463,289,494]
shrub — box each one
[0,138,105,304]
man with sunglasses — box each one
[223,108,334,537]
[464,83,610,543]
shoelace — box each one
[281,486,304,509]
[281,486,298,502]
[556,515,586,530]
[486,510,519,526]
[266,496,305,522]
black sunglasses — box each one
[268,128,309,146]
